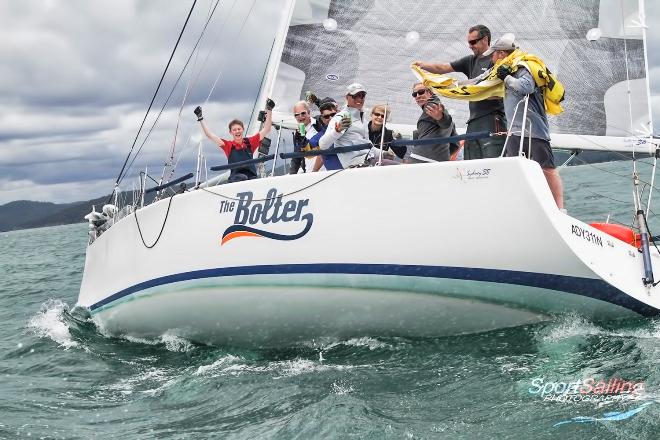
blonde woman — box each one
[368,104,406,162]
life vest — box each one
[227,138,257,178]
[506,50,565,115]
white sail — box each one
[246,0,297,132]
[266,0,652,151]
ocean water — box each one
[1,161,660,439]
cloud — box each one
[0,0,282,205]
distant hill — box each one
[0,190,165,233]
[0,196,108,232]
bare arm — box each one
[412,61,454,74]
[258,109,273,140]
[312,156,323,172]
[199,119,223,145]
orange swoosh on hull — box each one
[221,230,262,245]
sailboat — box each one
[77,0,660,346]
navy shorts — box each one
[505,135,556,169]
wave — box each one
[27,299,79,349]
[536,314,660,343]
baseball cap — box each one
[346,83,366,96]
[483,33,518,56]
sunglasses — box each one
[411,89,428,97]
[321,112,337,120]
[372,112,385,118]
[349,92,366,99]
[294,111,308,117]
[468,35,485,46]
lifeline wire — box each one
[199,169,346,202]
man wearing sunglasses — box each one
[308,97,339,171]
[413,24,505,161]
[318,83,372,169]
[289,101,317,174]
[409,83,456,163]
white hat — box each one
[346,83,366,95]
[483,33,518,56]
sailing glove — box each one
[496,65,512,81]
[194,106,203,121]
[266,98,276,111]
[337,115,352,131]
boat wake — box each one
[537,314,660,343]
[27,299,81,350]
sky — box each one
[1,0,660,205]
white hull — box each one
[78,158,660,345]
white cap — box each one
[346,83,366,95]
[483,33,518,56]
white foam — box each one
[539,315,660,343]
[307,336,396,353]
[272,358,354,379]
[537,315,604,343]
[27,300,79,349]
[101,367,176,398]
[342,337,392,350]
[195,355,244,376]
[160,333,193,352]
[331,380,354,395]
[119,333,195,352]
[195,356,358,379]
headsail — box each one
[264,0,652,150]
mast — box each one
[246,0,297,132]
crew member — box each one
[413,25,505,160]
[409,83,456,163]
[487,34,564,209]
[318,83,372,169]
[194,99,274,183]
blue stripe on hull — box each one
[88,264,660,316]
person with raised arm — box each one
[408,83,457,163]
[413,24,506,160]
[194,99,274,183]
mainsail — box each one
[253,0,653,152]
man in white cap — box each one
[413,25,505,160]
[318,83,372,168]
[486,34,564,209]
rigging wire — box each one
[167,0,242,180]
[166,0,260,182]
[120,0,222,185]
[112,0,198,197]
[162,0,226,185]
